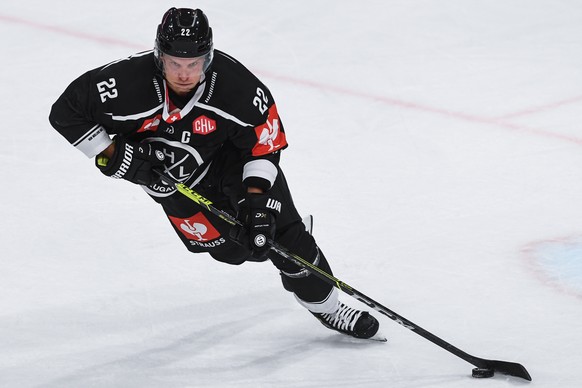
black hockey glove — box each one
[234,193,281,261]
[96,137,165,185]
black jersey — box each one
[49,49,288,198]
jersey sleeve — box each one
[228,84,288,191]
[240,99,288,191]
[48,69,114,158]
[207,51,288,191]
[49,51,158,159]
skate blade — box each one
[368,332,387,342]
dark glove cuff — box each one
[96,140,134,178]
[95,138,164,186]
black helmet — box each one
[155,8,214,71]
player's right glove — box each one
[231,193,281,261]
[96,137,165,185]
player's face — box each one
[162,54,206,95]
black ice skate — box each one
[312,302,382,340]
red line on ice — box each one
[4,13,581,145]
[493,95,582,120]
[0,13,144,49]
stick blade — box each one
[485,360,532,381]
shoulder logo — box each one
[252,104,287,156]
[193,115,217,135]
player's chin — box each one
[169,82,196,95]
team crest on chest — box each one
[193,115,216,135]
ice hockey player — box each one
[49,7,380,340]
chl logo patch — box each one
[169,212,220,242]
[193,115,217,135]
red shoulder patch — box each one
[252,104,287,156]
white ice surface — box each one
[1,1,581,387]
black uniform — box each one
[49,49,334,306]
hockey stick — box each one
[155,171,532,381]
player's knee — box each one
[277,247,334,302]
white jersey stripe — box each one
[105,103,164,121]
[194,101,253,127]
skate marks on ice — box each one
[37,321,374,388]
[0,286,288,387]
[3,284,381,388]
[8,289,393,387]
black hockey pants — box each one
[158,151,334,304]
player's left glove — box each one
[234,193,281,261]
[96,137,165,186]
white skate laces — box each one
[319,303,362,332]
[312,301,380,339]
